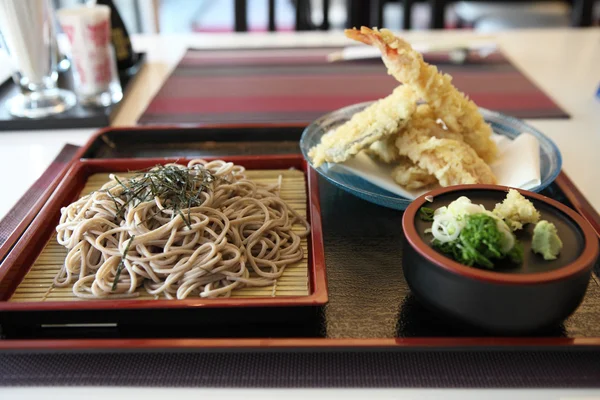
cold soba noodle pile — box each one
[54,159,310,299]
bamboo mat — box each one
[10,169,309,302]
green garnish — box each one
[507,241,524,264]
[112,235,135,291]
[432,214,522,269]
[99,164,221,291]
[101,164,218,226]
[419,207,435,222]
[531,220,563,260]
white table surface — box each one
[1,388,600,400]
[1,28,600,398]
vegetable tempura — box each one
[308,85,416,167]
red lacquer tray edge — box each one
[0,145,84,264]
[1,337,600,352]
[79,122,309,159]
[555,172,600,238]
[0,155,328,311]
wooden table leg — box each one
[346,0,372,28]
[295,0,313,30]
[572,0,594,27]
[268,0,276,31]
[321,0,330,30]
[429,0,447,29]
[403,0,415,30]
[234,0,248,32]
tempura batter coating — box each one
[366,104,461,164]
[396,105,496,186]
[396,129,497,186]
[493,188,540,231]
[392,157,438,189]
[366,135,401,163]
[345,27,497,163]
[308,85,416,167]
[406,104,464,141]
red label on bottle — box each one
[75,62,86,84]
[62,24,76,44]
[94,55,112,84]
[87,20,110,47]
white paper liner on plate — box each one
[325,133,541,200]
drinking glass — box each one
[57,5,122,108]
[0,0,76,118]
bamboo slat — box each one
[10,169,309,302]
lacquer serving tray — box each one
[80,124,306,159]
[0,126,599,354]
[0,125,305,265]
[0,155,327,330]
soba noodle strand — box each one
[54,159,310,299]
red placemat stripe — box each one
[140,111,325,125]
[137,47,569,125]
[160,75,397,97]
[145,95,382,114]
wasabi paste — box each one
[532,220,563,260]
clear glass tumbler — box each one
[0,0,76,118]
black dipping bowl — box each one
[402,185,599,334]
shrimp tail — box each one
[345,27,498,164]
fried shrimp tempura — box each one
[366,135,400,163]
[394,104,496,186]
[345,27,498,163]
[406,104,464,141]
[396,129,497,187]
[392,157,437,189]
[308,85,416,167]
[366,104,460,164]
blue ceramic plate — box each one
[300,102,562,210]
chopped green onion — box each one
[419,207,435,222]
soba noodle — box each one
[54,159,310,299]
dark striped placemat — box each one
[138,47,569,126]
[1,350,599,387]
